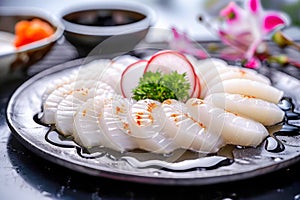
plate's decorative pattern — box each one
[6,58,300,185]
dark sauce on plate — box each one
[264,97,300,153]
[63,9,146,27]
[34,97,300,172]
[265,136,285,153]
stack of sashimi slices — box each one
[40,50,285,154]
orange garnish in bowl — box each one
[14,18,54,48]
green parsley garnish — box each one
[132,71,190,102]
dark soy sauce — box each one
[45,130,76,148]
[63,9,146,27]
[34,112,235,171]
[265,97,300,153]
[276,124,300,136]
[34,97,300,172]
[154,158,233,172]
[33,113,50,127]
[265,136,285,153]
[76,147,106,159]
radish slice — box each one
[145,50,197,98]
[120,60,148,98]
[192,76,201,98]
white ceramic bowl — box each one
[0,7,64,82]
[60,1,155,56]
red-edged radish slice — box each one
[120,60,148,98]
[192,76,201,98]
[145,50,197,98]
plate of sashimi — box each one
[6,49,300,185]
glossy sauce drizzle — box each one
[265,97,300,153]
[34,97,300,172]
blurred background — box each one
[1,0,299,41]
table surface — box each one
[1,1,300,199]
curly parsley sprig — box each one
[132,71,190,102]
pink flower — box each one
[220,1,245,24]
[245,0,287,34]
[245,57,261,69]
[218,0,288,67]
[170,0,291,69]
[169,27,208,59]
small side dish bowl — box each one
[0,7,64,82]
[60,1,155,56]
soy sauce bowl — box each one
[60,1,155,57]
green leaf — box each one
[132,71,190,102]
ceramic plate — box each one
[6,57,300,185]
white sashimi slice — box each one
[42,60,116,124]
[42,79,106,125]
[104,56,139,93]
[56,92,87,136]
[194,59,228,98]
[100,96,138,151]
[73,99,121,150]
[161,99,224,153]
[228,66,271,85]
[128,99,177,153]
[112,55,140,68]
[42,73,77,103]
[186,98,269,147]
[44,60,111,95]
[41,81,78,124]
[75,59,112,82]
[98,61,127,94]
[42,58,132,125]
[205,93,285,126]
[202,67,271,97]
[195,58,228,76]
[217,68,270,85]
[206,79,283,103]
[199,67,227,98]
[43,60,111,102]
[73,59,125,94]
[55,81,116,136]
